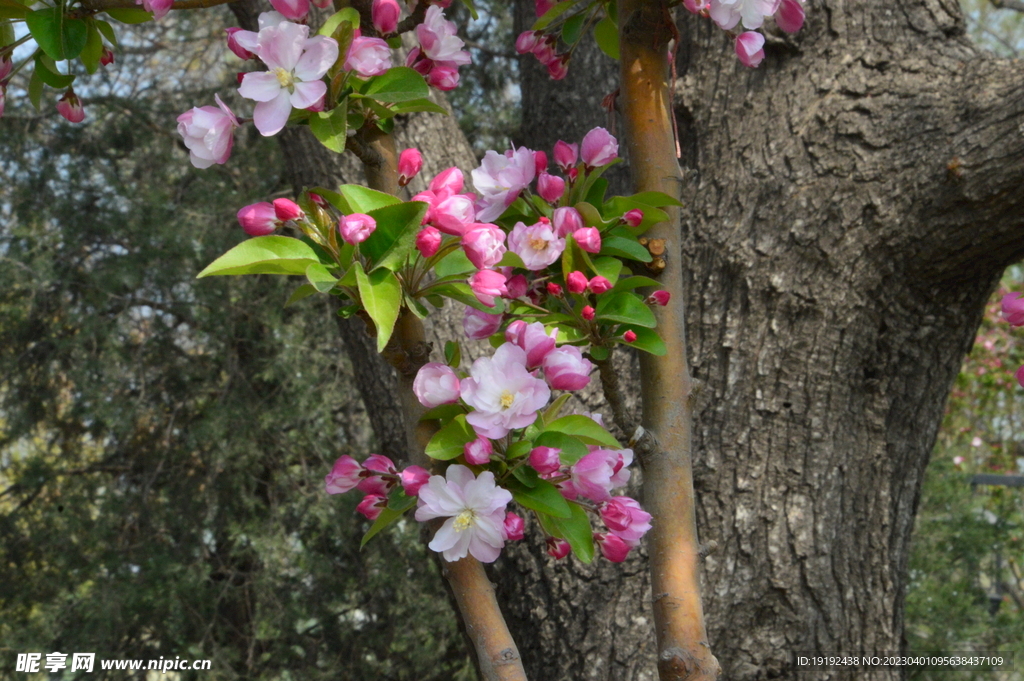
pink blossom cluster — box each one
[514,0,572,80]
[684,0,805,68]
[1001,292,1024,388]
[233,195,379,245]
[406,5,473,91]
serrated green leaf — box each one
[593,16,619,60]
[360,487,417,547]
[541,414,619,448]
[80,21,103,74]
[362,201,429,271]
[595,291,656,327]
[310,102,348,153]
[425,414,476,461]
[362,66,429,103]
[539,501,595,563]
[509,479,571,518]
[32,55,74,87]
[619,326,666,355]
[532,0,574,30]
[339,184,401,213]
[104,7,153,23]
[588,345,610,361]
[585,177,609,206]
[197,236,321,278]
[534,431,589,465]
[354,262,402,352]
[601,235,653,263]
[630,191,683,208]
[305,262,338,292]
[26,8,88,60]
[319,7,359,36]
[285,283,318,307]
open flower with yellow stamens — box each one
[460,343,551,439]
[415,465,513,563]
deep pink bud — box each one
[363,453,396,474]
[272,198,304,222]
[595,532,631,562]
[503,512,525,541]
[553,140,578,171]
[546,282,563,296]
[776,0,805,34]
[56,89,85,123]
[683,0,707,13]
[430,166,465,198]
[542,345,593,390]
[516,30,541,54]
[735,31,765,68]
[589,276,612,294]
[236,72,245,86]
[1016,365,1024,388]
[534,150,548,175]
[398,148,423,186]
[325,455,363,494]
[225,27,255,60]
[532,37,557,64]
[462,223,507,269]
[529,446,562,475]
[623,330,637,343]
[463,306,503,339]
[581,305,595,321]
[566,271,588,294]
[573,227,601,253]
[400,465,431,496]
[311,0,332,7]
[580,127,618,167]
[553,206,583,237]
[505,319,527,345]
[416,226,443,258]
[270,0,309,21]
[372,0,400,34]
[546,537,571,559]
[537,173,565,203]
[427,64,460,91]
[1002,293,1024,327]
[623,209,644,228]
[650,290,671,306]
[464,436,493,465]
[356,494,387,520]
[535,0,554,16]
[506,274,529,299]
[468,269,508,307]
[237,202,279,236]
[339,213,377,244]
[567,167,579,182]
[413,362,461,408]
[100,47,115,66]
[345,36,393,77]
[547,54,569,80]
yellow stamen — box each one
[528,235,548,251]
[273,67,294,88]
[453,510,474,532]
[500,390,515,409]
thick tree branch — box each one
[989,0,1024,13]
[618,2,719,680]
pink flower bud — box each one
[1017,365,1024,388]
[339,213,377,244]
[306,95,326,112]
[553,140,578,171]
[430,166,465,199]
[398,148,423,186]
[56,89,85,123]
[356,494,387,520]
[547,54,569,80]
[138,0,173,19]
[601,496,652,544]
[325,455,363,494]
[546,282,563,296]
[573,227,601,253]
[589,276,612,295]
[546,536,571,559]
[0,56,11,81]
[623,209,644,228]
[542,345,593,390]
[225,27,255,60]
[595,532,631,562]
[535,0,554,16]
[776,0,805,34]
[504,274,527,299]
[464,436,493,465]
[237,202,279,236]
[463,306,503,340]
[427,64,460,91]
[416,226,443,258]
[567,167,579,182]
[534,150,548,175]
[363,453,396,474]
[272,198,303,222]
[530,446,562,475]
[311,0,332,8]
[566,271,588,294]
[100,47,115,66]
[503,512,525,541]
[433,195,476,235]
[505,320,527,345]
[649,290,671,306]
[406,46,430,74]
[401,465,431,496]
[468,269,508,307]
[462,223,507,269]
[516,30,541,54]
[553,206,583,237]
[514,322,558,367]
[1002,293,1024,327]
[623,330,637,343]
[581,127,618,167]
[372,0,401,34]
[413,362,461,408]
[532,36,557,64]
[581,305,595,321]
[537,173,565,203]
[345,36,393,77]
[270,0,309,21]
[683,0,707,13]
[735,31,765,68]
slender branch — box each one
[990,0,1024,13]
[617,1,720,680]
[594,354,637,435]
[81,0,236,11]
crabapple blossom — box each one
[529,446,562,475]
[508,219,565,270]
[226,28,256,59]
[623,330,638,343]
[546,282,563,296]
[468,269,508,307]
[507,322,557,368]
[542,345,593,391]
[506,274,529,299]
[472,147,537,222]
[1016,365,1024,388]
[589,276,612,294]
[565,447,633,502]
[176,95,240,169]
[573,227,601,254]
[272,198,303,221]
[372,0,401,34]
[515,30,541,54]
[416,226,442,258]
[433,195,476,235]
[401,466,431,496]
[580,127,618,167]
[566,271,588,294]
[345,36,392,77]
[581,305,595,321]
[464,436,493,465]
[534,150,548,174]
[357,472,389,496]
[416,6,472,65]
[601,496,653,545]
[1002,292,1024,326]
[426,65,460,91]
[623,208,644,227]
[595,532,631,562]
[363,453,396,474]
[339,213,377,244]
[537,173,565,203]
[238,21,339,136]
[650,290,671,306]
[57,89,85,123]
[684,0,709,11]
[430,166,464,198]
[504,320,527,344]
[137,0,173,20]
[357,494,387,520]
[230,11,289,55]
[546,537,571,559]
[398,148,423,186]
[462,224,507,269]
[553,206,583,237]
[100,48,115,66]
[325,455,363,494]
[503,512,525,541]
[553,140,578,171]
[532,36,556,64]
[237,202,279,236]
[460,343,551,439]
[413,363,461,408]
[463,306,503,340]
[735,31,766,68]
[776,0,805,33]
[269,0,308,21]
[709,0,779,30]
[414,465,513,563]
[547,54,570,80]
[536,0,554,15]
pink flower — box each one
[372,0,401,34]
[416,6,471,65]
[238,21,340,136]
[1002,293,1024,326]
[273,198,303,221]
[345,36,392,77]
[709,0,778,30]
[573,227,601,253]
[553,206,583,237]
[589,276,612,294]
[623,208,644,227]
[507,321,557,368]
[401,465,431,496]
[503,512,525,541]
[553,140,578,171]
[413,362,461,408]
[56,89,85,123]
[542,345,593,390]
[547,54,569,80]
[357,473,389,497]
[775,0,804,33]
[460,343,551,439]
[137,0,173,19]
[684,0,708,12]
[433,195,476,235]
[464,436,493,465]
[508,219,565,270]
[430,166,464,198]
[532,36,557,65]
[226,28,256,59]
[595,532,631,562]
[537,173,565,203]
[472,147,537,222]
[601,496,652,545]
[580,127,618,167]
[0,56,10,81]
[462,224,507,269]
[463,306,503,340]
[568,447,633,502]
[339,213,377,244]
[504,320,527,344]
[515,30,542,54]
[1016,365,1024,388]
[535,0,554,16]
[398,148,423,186]
[311,0,332,8]
[415,464,513,563]
[325,455,363,494]
[953,455,965,467]
[427,64,460,90]
[581,305,595,321]
[505,274,528,299]
[363,453,396,474]
[534,150,548,175]
[546,282,563,296]
[468,269,508,307]
[735,31,765,68]
[649,290,671,306]
[416,226,442,258]
[270,0,308,21]
[529,446,562,475]
[176,94,240,169]
[546,537,571,559]
[566,271,588,294]
[623,330,637,343]
[237,202,279,236]
[100,47,115,66]
[357,494,387,520]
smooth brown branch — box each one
[617,1,720,680]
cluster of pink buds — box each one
[515,30,568,80]
[236,198,305,236]
[684,0,805,68]
[325,454,431,519]
[405,5,472,91]
[1001,292,1024,387]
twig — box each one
[990,0,1024,13]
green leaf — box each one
[601,196,670,235]
[362,66,429,103]
[434,249,475,278]
[593,16,619,60]
[430,282,505,314]
[630,191,683,208]
[26,8,89,60]
[611,275,662,293]
[310,101,348,153]
[507,440,534,460]
[27,66,43,110]
[541,415,620,448]
[354,262,402,353]
[362,201,429,271]
[305,263,338,292]
[104,7,153,23]
[585,178,608,206]
[80,21,103,74]
[458,0,478,20]
[94,19,117,46]
[601,235,653,263]
[285,283,318,307]
[419,403,466,423]
[339,184,401,213]
[497,251,526,269]
[319,7,359,36]
[390,98,449,115]
[197,236,321,278]
[591,256,622,284]
[424,414,476,461]
[595,291,656,328]
[508,479,571,518]
[539,502,595,563]
[532,0,574,30]
[511,464,540,488]
[542,393,571,424]
[32,55,74,88]
[534,431,589,465]
[444,340,461,368]
[360,488,417,547]
[588,345,610,361]
[0,0,28,19]
[562,11,586,44]
[619,326,666,355]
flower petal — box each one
[239,72,282,103]
[253,91,293,136]
[294,35,340,82]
